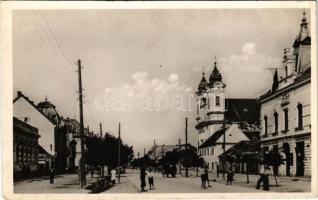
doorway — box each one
[296,141,304,176]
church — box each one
[195,61,260,172]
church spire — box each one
[208,56,222,88]
[197,66,208,93]
[298,10,309,41]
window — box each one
[16,145,19,164]
[274,112,278,134]
[216,96,220,106]
[297,104,303,129]
[211,148,214,155]
[212,162,214,170]
[264,116,268,136]
[283,108,289,132]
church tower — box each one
[196,60,226,145]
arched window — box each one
[297,104,303,129]
[274,112,278,134]
[216,96,220,106]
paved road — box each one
[14,169,310,193]
[105,169,261,193]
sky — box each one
[13,9,310,156]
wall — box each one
[14,98,55,156]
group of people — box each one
[140,166,155,192]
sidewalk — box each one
[14,173,97,193]
[184,169,311,192]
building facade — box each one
[258,12,311,177]
[13,117,40,180]
[195,62,260,172]
[13,91,56,171]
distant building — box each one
[195,61,260,172]
[13,91,56,171]
[147,144,196,161]
[13,117,40,180]
[258,12,311,177]
[64,118,82,171]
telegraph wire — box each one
[17,13,78,93]
[28,11,77,89]
[35,11,76,77]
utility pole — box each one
[77,59,86,188]
[99,123,103,177]
[185,117,188,177]
[178,138,181,174]
[118,123,121,183]
[222,119,226,180]
[99,123,102,138]
[153,139,156,160]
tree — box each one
[85,133,134,175]
[263,150,284,187]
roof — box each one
[197,72,208,92]
[13,91,55,125]
[38,144,54,157]
[218,140,260,158]
[242,130,260,141]
[225,99,259,123]
[13,117,40,138]
[208,62,222,88]
[199,127,228,148]
[258,68,311,103]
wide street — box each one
[105,169,261,193]
[14,169,311,194]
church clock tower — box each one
[196,60,226,145]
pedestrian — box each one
[263,165,270,191]
[111,168,116,184]
[91,167,94,178]
[226,170,234,185]
[148,168,154,190]
[256,164,270,191]
[199,166,206,188]
[140,165,147,192]
[49,168,54,184]
[204,165,211,187]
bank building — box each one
[258,12,311,177]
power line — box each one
[27,11,77,89]
[35,11,76,76]
[16,14,78,92]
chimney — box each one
[17,91,22,97]
[24,117,29,123]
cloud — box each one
[241,42,256,55]
[168,73,178,82]
[218,42,281,97]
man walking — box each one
[256,164,270,191]
[204,165,211,187]
[49,167,55,184]
[140,165,147,192]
